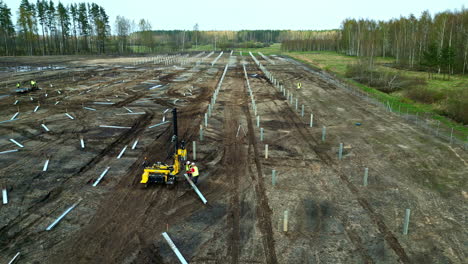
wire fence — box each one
[288,58,468,151]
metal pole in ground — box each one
[2,187,7,204]
[338,143,343,160]
[204,113,208,127]
[260,128,264,141]
[363,168,369,186]
[7,252,20,264]
[403,209,411,235]
[283,210,288,232]
[322,126,326,142]
[450,128,454,144]
[161,232,188,264]
[256,115,260,128]
[265,144,269,159]
[272,169,276,186]
[310,114,314,127]
[199,126,203,141]
[192,141,196,160]
[301,105,304,117]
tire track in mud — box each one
[71,111,154,178]
[0,112,158,253]
[247,55,410,262]
[250,72,328,260]
[265,68,411,263]
[242,73,278,264]
[113,93,146,107]
[221,73,244,264]
[49,64,228,263]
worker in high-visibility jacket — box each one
[185,161,192,177]
[190,162,199,185]
[297,82,302,89]
[142,157,149,167]
[16,82,20,88]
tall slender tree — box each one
[0,1,15,55]
[18,0,37,55]
[57,2,70,53]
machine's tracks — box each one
[242,73,279,264]
[263,62,411,264]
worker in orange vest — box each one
[185,161,192,177]
[190,162,199,185]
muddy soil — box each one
[0,52,466,264]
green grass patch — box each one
[128,45,153,53]
[187,44,214,51]
[285,53,468,138]
[235,43,282,55]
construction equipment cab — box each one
[140,108,187,186]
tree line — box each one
[281,8,468,74]
[281,31,340,52]
[0,2,348,56]
[115,28,337,53]
[0,0,109,55]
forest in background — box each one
[4,0,465,78]
[282,8,468,75]
[0,0,338,55]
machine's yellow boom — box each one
[140,108,187,186]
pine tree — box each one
[57,2,70,53]
[18,0,37,55]
[36,0,47,54]
[77,2,88,52]
[0,1,15,55]
[423,42,439,78]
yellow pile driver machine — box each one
[140,108,187,186]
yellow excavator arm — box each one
[140,108,187,186]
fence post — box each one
[322,126,326,142]
[283,210,288,232]
[192,141,197,160]
[403,209,411,235]
[338,143,343,160]
[450,128,454,144]
[363,168,368,186]
[272,169,276,186]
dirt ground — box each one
[0,52,466,264]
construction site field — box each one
[0,52,466,264]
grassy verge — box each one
[236,43,282,55]
[188,43,283,53]
[286,52,467,138]
[188,45,214,52]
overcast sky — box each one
[3,0,466,31]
